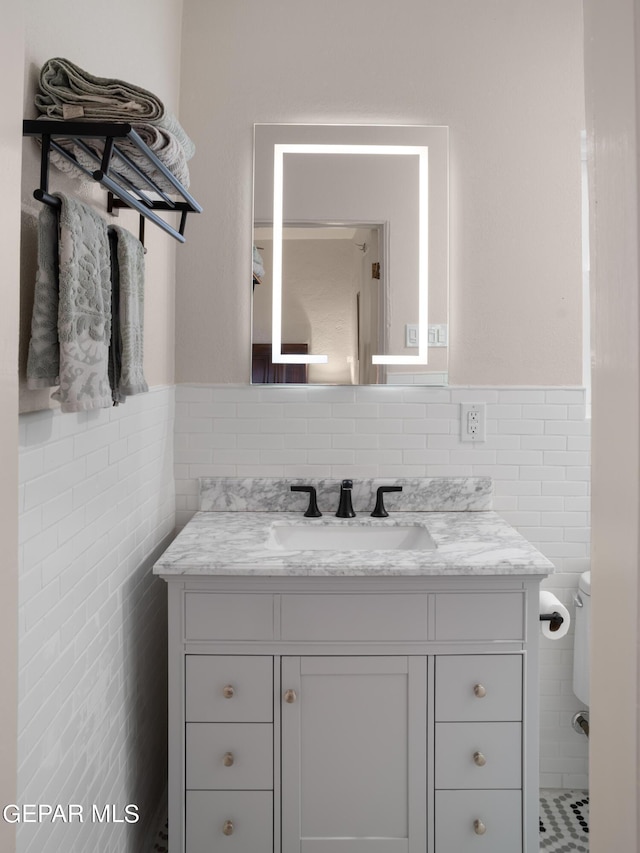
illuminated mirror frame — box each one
[271,143,430,365]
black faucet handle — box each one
[371,485,403,518]
[290,485,322,517]
[336,479,356,518]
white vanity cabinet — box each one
[281,655,427,851]
[163,574,543,853]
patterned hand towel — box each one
[108,225,148,403]
[26,206,60,389]
[49,194,113,412]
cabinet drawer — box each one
[435,655,522,721]
[186,790,272,853]
[435,722,521,789]
[185,593,274,641]
[186,723,273,790]
[434,592,524,641]
[186,656,273,722]
[280,594,429,641]
[435,789,522,853]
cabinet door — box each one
[281,656,427,853]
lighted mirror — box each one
[252,124,448,385]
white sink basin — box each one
[266,522,437,551]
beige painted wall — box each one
[0,5,23,851]
[583,0,640,848]
[19,0,184,413]
[177,0,585,386]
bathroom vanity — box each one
[153,478,554,853]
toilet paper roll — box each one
[539,590,571,639]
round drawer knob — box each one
[222,684,235,699]
[222,819,234,836]
[284,689,297,704]
[223,752,235,767]
[473,751,487,767]
[473,683,487,698]
[473,819,486,835]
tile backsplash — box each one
[175,382,590,789]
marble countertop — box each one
[153,510,555,577]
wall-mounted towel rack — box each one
[23,119,202,244]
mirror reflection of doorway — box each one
[356,227,384,385]
[252,224,385,385]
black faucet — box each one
[371,485,403,518]
[290,485,322,517]
[336,479,356,518]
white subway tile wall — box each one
[17,388,175,853]
[16,380,589,839]
[175,383,590,789]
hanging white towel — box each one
[26,205,60,389]
[49,194,113,412]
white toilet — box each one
[572,570,591,708]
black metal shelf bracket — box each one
[23,119,202,245]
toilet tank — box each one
[572,571,591,707]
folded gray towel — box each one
[46,122,192,192]
[26,206,60,389]
[108,225,148,403]
[36,57,195,157]
[35,57,194,191]
[48,194,113,412]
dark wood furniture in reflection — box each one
[251,343,309,383]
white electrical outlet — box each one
[460,402,486,442]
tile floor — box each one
[152,818,168,853]
[539,789,589,852]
